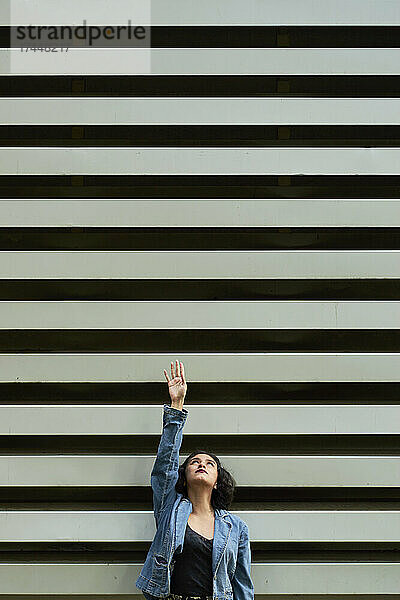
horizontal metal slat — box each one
[0,352,400,382]
[0,250,399,278]
[0,559,400,598]
[0,562,399,595]
[0,564,398,596]
[0,509,399,542]
[0,404,398,434]
[3,147,400,175]
[1,354,400,383]
[5,97,400,124]
[3,48,400,76]
[0,455,399,487]
[1,301,400,329]
[3,0,400,26]
[2,0,400,26]
[0,200,400,227]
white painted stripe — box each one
[2,147,400,175]
[3,48,400,76]
[1,199,399,227]
[4,97,400,125]
[0,510,399,542]
[1,455,399,487]
[0,250,399,279]
[0,354,399,383]
[0,563,399,595]
[0,403,399,434]
[2,0,400,26]
[1,301,400,329]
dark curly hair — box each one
[175,448,236,510]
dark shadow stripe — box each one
[0,433,281,454]
[0,227,400,250]
[2,76,400,97]
[3,26,400,48]
[0,280,399,300]
[0,329,400,352]
[0,544,398,562]
[1,381,400,405]
[0,433,398,455]
[0,487,399,504]
[4,125,400,146]
[1,175,400,199]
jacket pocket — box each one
[151,554,169,585]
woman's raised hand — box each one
[163,360,187,410]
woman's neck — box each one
[187,490,214,516]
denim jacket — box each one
[135,404,254,600]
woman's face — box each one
[185,453,218,491]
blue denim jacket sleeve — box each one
[150,403,188,525]
[232,523,254,600]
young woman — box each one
[135,360,254,600]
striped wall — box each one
[0,1,400,598]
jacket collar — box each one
[215,507,229,519]
[212,507,232,577]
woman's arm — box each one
[150,361,188,524]
[232,523,254,600]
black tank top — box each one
[170,523,214,596]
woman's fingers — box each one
[166,360,186,384]
[180,362,186,384]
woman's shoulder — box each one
[218,509,249,534]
